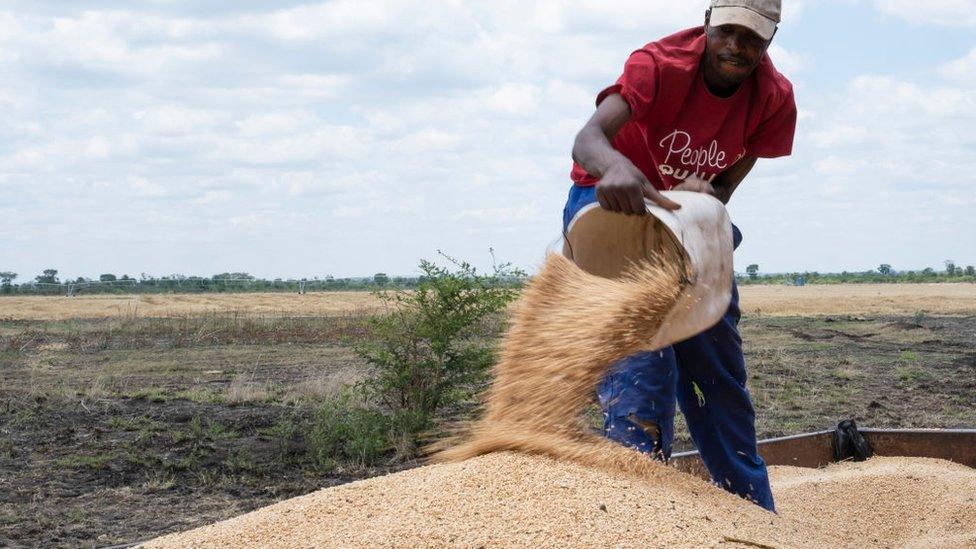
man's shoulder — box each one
[754,54,795,106]
[643,26,705,48]
[633,26,706,74]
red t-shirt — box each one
[570,27,797,189]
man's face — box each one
[703,15,771,90]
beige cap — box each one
[709,0,781,41]
[562,191,733,350]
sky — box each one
[1,0,975,280]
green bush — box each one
[356,252,523,455]
[307,392,391,471]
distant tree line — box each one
[737,261,976,285]
[1,259,973,296]
[0,268,525,296]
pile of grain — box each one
[143,453,975,548]
[771,457,976,547]
[143,253,976,547]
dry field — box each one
[0,292,383,320]
[2,283,974,320]
[739,283,976,316]
[2,281,974,547]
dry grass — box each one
[737,282,976,316]
[0,292,383,320]
[224,375,271,405]
[280,369,367,406]
[2,283,974,321]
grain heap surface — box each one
[771,457,976,548]
[143,454,975,548]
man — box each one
[564,0,796,511]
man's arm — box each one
[672,155,758,205]
[571,94,631,178]
[572,94,680,215]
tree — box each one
[373,272,389,286]
[944,260,957,276]
[0,272,16,294]
[99,274,117,282]
[878,264,892,276]
[966,266,975,277]
[35,269,59,284]
[212,272,254,280]
[746,264,760,280]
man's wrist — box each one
[711,181,732,204]
[593,152,632,180]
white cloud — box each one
[809,124,869,148]
[255,1,399,41]
[192,190,232,205]
[939,46,976,85]
[130,176,167,197]
[813,156,862,176]
[871,0,976,27]
[364,111,408,135]
[780,0,807,24]
[767,45,804,77]
[484,84,542,116]
[136,105,225,134]
[277,74,350,98]
[228,212,271,229]
[558,0,704,31]
[392,128,462,155]
[455,204,542,222]
[847,75,975,117]
[19,11,225,74]
[735,61,976,271]
[0,2,972,279]
[83,136,113,160]
[206,125,372,164]
[235,112,310,137]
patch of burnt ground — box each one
[0,394,411,548]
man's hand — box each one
[672,175,718,197]
[597,161,681,215]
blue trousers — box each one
[563,185,775,511]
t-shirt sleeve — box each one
[595,49,658,120]
[747,84,797,158]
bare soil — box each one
[0,315,414,548]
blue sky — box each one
[1,0,974,280]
